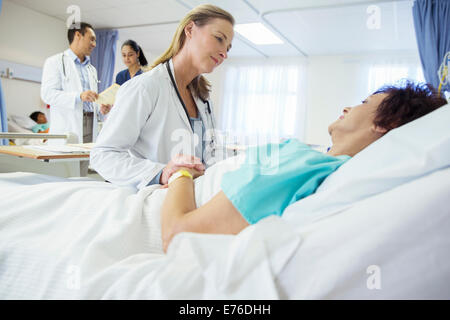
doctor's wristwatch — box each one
[168,169,193,185]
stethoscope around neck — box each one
[61,53,99,83]
[165,60,216,150]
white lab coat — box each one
[90,59,220,190]
[41,49,99,145]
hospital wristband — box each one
[168,169,193,185]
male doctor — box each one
[41,22,111,146]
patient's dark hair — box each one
[67,22,93,44]
[373,81,447,131]
[29,111,44,122]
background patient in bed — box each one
[161,81,448,252]
[29,111,49,133]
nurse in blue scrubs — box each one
[115,39,148,85]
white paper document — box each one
[96,83,120,105]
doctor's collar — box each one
[67,48,90,66]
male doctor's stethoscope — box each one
[165,60,217,155]
[61,53,99,84]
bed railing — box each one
[0,132,79,143]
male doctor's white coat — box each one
[90,59,221,190]
[41,49,100,145]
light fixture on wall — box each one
[234,23,284,45]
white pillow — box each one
[7,118,32,133]
[282,103,450,225]
[9,114,37,130]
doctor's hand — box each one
[80,90,99,102]
[159,154,205,185]
[100,104,112,115]
[159,165,204,189]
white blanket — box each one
[1,158,449,299]
[0,156,300,299]
[278,167,450,299]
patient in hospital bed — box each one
[161,81,448,252]
[6,112,49,145]
[29,111,49,133]
[0,80,448,299]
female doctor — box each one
[90,4,235,190]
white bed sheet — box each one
[0,156,301,299]
[0,160,449,299]
[278,166,450,299]
[0,172,161,299]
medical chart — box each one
[96,83,120,105]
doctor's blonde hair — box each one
[149,4,235,101]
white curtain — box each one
[367,58,425,94]
[219,59,307,144]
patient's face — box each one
[37,113,47,124]
[328,93,388,146]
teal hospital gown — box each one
[221,139,351,224]
[31,123,49,133]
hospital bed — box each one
[0,103,449,299]
[6,114,47,146]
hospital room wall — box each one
[0,0,67,118]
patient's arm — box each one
[161,169,249,252]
